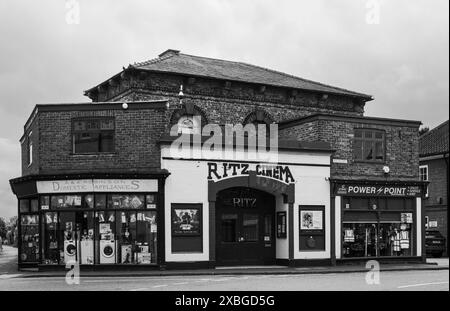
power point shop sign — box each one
[335,184,422,197]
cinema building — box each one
[10,50,427,270]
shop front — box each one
[10,173,168,269]
[331,180,426,262]
[160,136,334,268]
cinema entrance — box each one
[215,187,276,266]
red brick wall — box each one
[422,157,449,207]
[22,107,167,175]
[280,119,420,181]
[96,71,366,123]
[21,118,39,176]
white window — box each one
[177,115,200,134]
[27,132,33,165]
[419,165,429,197]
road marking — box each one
[152,284,168,288]
[0,274,23,279]
[129,288,149,291]
[172,282,189,286]
[397,281,449,289]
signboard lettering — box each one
[335,184,422,197]
[37,179,158,193]
[207,162,295,184]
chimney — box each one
[158,49,180,58]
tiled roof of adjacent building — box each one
[86,49,373,100]
[420,120,449,157]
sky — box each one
[0,0,448,219]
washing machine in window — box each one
[64,240,77,263]
[100,240,116,264]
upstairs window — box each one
[27,132,33,165]
[354,129,385,162]
[72,118,115,154]
[177,115,201,134]
[419,165,429,197]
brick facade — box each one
[21,104,167,176]
[421,157,449,255]
[19,54,420,185]
[280,116,421,181]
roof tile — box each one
[420,120,449,157]
[128,50,372,99]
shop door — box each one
[216,188,275,266]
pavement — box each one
[0,245,448,279]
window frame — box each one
[71,117,116,155]
[419,165,429,198]
[27,131,33,166]
[353,128,386,164]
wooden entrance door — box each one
[216,187,275,266]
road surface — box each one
[0,269,448,291]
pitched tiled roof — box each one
[420,120,449,157]
[123,49,372,100]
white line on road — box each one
[172,282,189,285]
[0,274,23,279]
[397,281,449,289]
[152,284,168,288]
[129,288,149,291]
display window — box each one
[19,199,29,213]
[146,194,157,209]
[95,194,107,209]
[20,191,159,266]
[97,211,117,264]
[40,196,50,210]
[51,195,82,208]
[108,194,145,209]
[342,196,415,258]
[136,211,157,264]
[343,217,414,258]
[20,215,39,263]
[30,199,39,212]
[42,212,60,264]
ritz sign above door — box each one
[207,162,295,184]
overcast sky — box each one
[0,0,448,219]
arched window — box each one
[177,115,201,134]
[243,109,275,138]
[170,103,207,135]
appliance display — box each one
[64,239,77,263]
[121,244,132,264]
[100,240,116,264]
[80,240,94,265]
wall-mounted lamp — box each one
[178,84,184,105]
[122,103,128,110]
